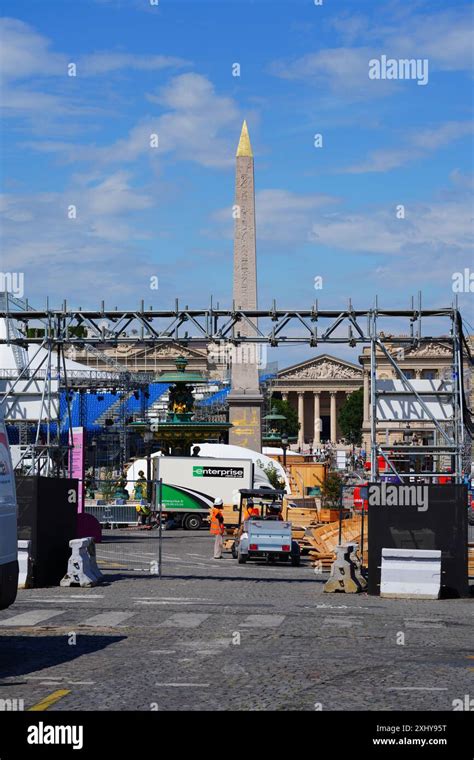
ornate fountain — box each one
[129,356,232,456]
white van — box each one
[0,407,18,609]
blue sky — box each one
[1,0,473,365]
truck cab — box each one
[0,410,18,609]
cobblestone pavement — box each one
[0,530,472,712]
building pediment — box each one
[278,355,362,381]
[400,341,452,358]
[111,343,206,360]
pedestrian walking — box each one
[210,497,225,559]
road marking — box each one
[25,676,95,685]
[181,637,232,657]
[133,597,212,601]
[159,613,210,629]
[155,682,210,687]
[239,614,285,628]
[28,689,71,711]
[149,650,177,654]
[26,677,62,682]
[79,612,135,627]
[16,597,102,603]
[403,619,445,628]
[135,600,218,606]
[0,610,65,627]
[386,687,448,691]
[316,604,350,609]
[323,617,363,628]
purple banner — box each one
[71,427,85,514]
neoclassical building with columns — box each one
[272,355,363,448]
[272,340,471,450]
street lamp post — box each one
[143,431,153,504]
[281,434,289,469]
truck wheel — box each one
[238,550,247,564]
[231,542,238,559]
[183,514,202,531]
[291,554,301,567]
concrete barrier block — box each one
[380,547,441,599]
[60,537,105,588]
[18,540,33,589]
[324,544,364,594]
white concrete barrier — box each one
[380,548,441,599]
[18,540,33,589]
[324,544,365,593]
[60,538,104,588]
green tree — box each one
[257,460,285,490]
[338,387,364,445]
[320,470,343,507]
[270,397,299,438]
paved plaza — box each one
[0,529,472,712]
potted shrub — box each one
[319,470,344,522]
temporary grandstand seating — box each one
[57,383,170,432]
[198,387,229,407]
[125,383,169,418]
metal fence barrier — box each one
[85,505,139,527]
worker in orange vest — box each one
[243,498,260,522]
[210,497,225,559]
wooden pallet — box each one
[305,516,366,570]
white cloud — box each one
[271,47,387,99]
[0,17,187,124]
[271,6,474,98]
[212,189,340,243]
[341,121,473,173]
[26,73,243,169]
[0,171,155,304]
[79,52,188,76]
[211,179,472,292]
[309,197,473,266]
[0,18,66,80]
[0,17,187,82]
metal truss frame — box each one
[0,295,471,482]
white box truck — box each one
[0,409,18,609]
[154,457,253,530]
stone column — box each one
[330,391,337,443]
[297,392,305,449]
[313,391,321,445]
[415,369,422,379]
[363,370,370,422]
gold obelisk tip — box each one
[236,120,253,157]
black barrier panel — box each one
[368,483,469,598]
[16,476,78,587]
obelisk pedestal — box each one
[227,121,263,452]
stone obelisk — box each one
[228,120,263,452]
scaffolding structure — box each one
[0,294,472,482]
[0,294,153,476]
